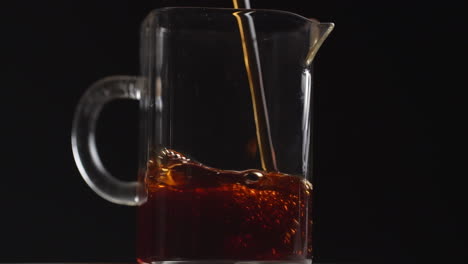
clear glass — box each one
[72,7,333,264]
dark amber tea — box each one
[137,149,313,263]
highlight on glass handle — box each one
[71,76,144,206]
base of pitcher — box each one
[138,260,312,264]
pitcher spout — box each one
[305,22,335,66]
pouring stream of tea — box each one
[232,0,278,172]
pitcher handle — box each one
[71,76,144,206]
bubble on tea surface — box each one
[243,171,264,184]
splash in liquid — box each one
[137,149,312,263]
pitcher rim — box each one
[145,6,334,26]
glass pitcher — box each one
[72,7,333,264]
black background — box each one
[1,0,466,263]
